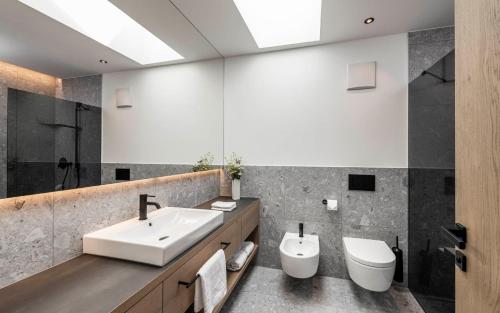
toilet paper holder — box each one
[322,199,338,211]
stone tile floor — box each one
[220,266,424,313]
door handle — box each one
[441,223,467,249]
[440,246,467,272]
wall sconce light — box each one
[115,88,132,108]
[346,61,376,90]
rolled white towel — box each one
[227,241,255,272]
[240,241,254,255]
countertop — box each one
[0,197,259,313]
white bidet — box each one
[279,232,319,278]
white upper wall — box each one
[102,58,223,164]
[224,34,408,168]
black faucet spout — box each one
[299,223,304,238]
[139,194,161,220]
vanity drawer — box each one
[215,217,241,259]
[241,203,259,240]
[127,284,162,313]
[163,238,219,313]
[163,219,242,313]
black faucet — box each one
[139,194,161,220]
[299,223,304,238]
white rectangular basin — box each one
[83,207,224,266]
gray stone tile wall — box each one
[409,27,454,82]
[0,84,7,198]
[101,163,195,185]
[221,266,424,313]
[237,166,408,285]
[0,170,220,288]
[57,75,102,107]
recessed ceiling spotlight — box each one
[99,59,108,64]
[364,17,375,24]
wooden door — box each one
[455,0,500,312]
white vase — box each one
[232,179,241,200]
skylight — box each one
[233,0,322,48]
[18,0,183,65]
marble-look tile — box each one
[284,166,342,223]
[408,27,454,45]
[341,168,407,232]
[194,171,220,205]
[250,166,407,281]
[155,175,197,208]
[61,75,102,107]
[408,27,455,83]
[101,163,195,185]
[0,84,7,198]
[221,266,424,313]
[256,217,283,269]
[0,193,53,288]
[389,286,429,313]
[241,166,285,219]
[344,279,401,312]
[220,172,231,197]
[52,180,155,264]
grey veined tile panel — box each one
[0,84,7,198]
[240,166,285,219]
[101,163,194,185]
[408,27,454,82]
[245,166,408,284]
[60,75,102,107]
[0,193,53,288]
[194,171,220,206]
[283,166,342,224]
[0,171,221,287]
[408,27,454,45]
[220,266,424,313]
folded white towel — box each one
[211,201,237,211]
[194,249,227,313]
[212,201,237,208]
[227,241,255,272]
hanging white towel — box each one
[227,241,255,272]
[194,249,227,313]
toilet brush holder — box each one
[392,236,404,282]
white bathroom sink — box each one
[83,207,224,266]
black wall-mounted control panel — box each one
[348,174,376,191]
[115,168,130,181]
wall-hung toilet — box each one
[343,237,396,292]
[280,232,319,279]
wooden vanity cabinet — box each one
[126,199,259,313]
[126,284,163,313]
[0,198,259,313]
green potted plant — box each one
[192,152,214,172]
[225,153,243,200]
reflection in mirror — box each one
[7,89,101,197]
[0,58,224,199]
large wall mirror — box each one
[0,0,227,199]
[0,60,224,199]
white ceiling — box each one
[0,0,453,78]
